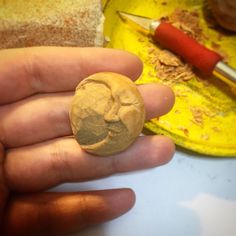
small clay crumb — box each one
[201,134,210,140]
[190,107,204,125]
[174,109,181,114]
[217,32,224,41]
[175,89,188,97]
[203,109,217,118]
[178,126,189,136]
[212,126,220,132]
[160,16,169,22]
[211,42,221,50]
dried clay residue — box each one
[174,105,218,138]
[190,106,217,126]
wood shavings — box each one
[190,107,204,125]
[168,9,203,41]
[202,109,217,118]
[155,50,182,67]
[190,106,217,127]
[147,9,203,84]
[148,48,194,85]
[147,8,229,85]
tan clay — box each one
[69,72,145,156]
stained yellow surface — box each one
[103,0,236,157]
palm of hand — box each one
[0,47,174,236]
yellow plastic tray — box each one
[103,0,236,157]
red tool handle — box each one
[154,22,223,74]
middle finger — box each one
[0,84,174,148]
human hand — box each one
[0,47,175,236]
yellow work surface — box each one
[103,0,236,157]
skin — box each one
[0,47,175,236]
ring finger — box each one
[5,135,175,192]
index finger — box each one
[0,47,143,104]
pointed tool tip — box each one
[116,11,128,20]
[116,11,152,32]
[116,10,126,15]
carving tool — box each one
[118,11,236,88]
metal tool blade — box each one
[117,11,153,33]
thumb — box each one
[3,188,135,236]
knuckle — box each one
[22,49,43,93]
[49,140,73,182]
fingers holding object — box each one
[4,136,175,192]
[137,83,174,120]
[0,84,174,148]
